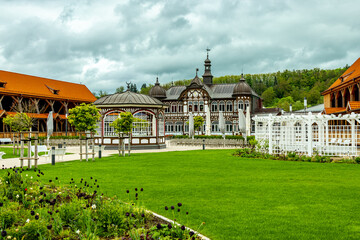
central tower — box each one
[202,48,213,85]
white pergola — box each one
[253,112,360,157]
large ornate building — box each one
[148,53,280,135]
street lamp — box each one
[65,113,68,136]
[304,97,307,113]
[289,104,292,112]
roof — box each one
[0,70,96,102]
[323,57,360,94]
[6,112,57,119]
[164,83,260,100]
[295,104,324,113]
[94,90,166,108]
[323,107,346,114]
[347,101,360,111]
[254,107,282,116]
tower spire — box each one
[202,48,213,85]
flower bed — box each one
[0,168,203,239]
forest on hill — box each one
[94,66,348,112]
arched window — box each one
[211,101,218,112]
[219,101,225,112]
[199,101,204,112]
[226,121,233,132]
[178,103,183,113]
[194,101,198,112]
[133,112,153,136]
[245,100,250,111]
[175,121,183,133]
[234,100,237,111]
[171,104,177,113]
[188,101,193,112]
[158,113,165,136]
[211,121,219,132]
[238,100,244,110]
[103,111,122,136]
[226,101,233,112]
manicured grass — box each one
[3,150,360,239]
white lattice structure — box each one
[253,112,360,157]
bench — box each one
[31,145,50,158]
[0,152,5,159]
[0,138,12,144]
[49,148,66,161]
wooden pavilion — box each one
[0,70,96,137]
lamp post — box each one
[289,104,292,112]
[65,113,68,136]
[304,97,307,113]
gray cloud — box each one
[0,0,359,94]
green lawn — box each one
[3,150,360,239]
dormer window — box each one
[0,81,7,88]
[46,85,60,95]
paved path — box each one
[0,142,234,169]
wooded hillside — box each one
[140,67,348,111]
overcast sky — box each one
[0,0,359,93]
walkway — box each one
[0,141,230,169]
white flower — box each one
[91,204,96,209]
[30,188,33,190]
[16,194,19,199]
[6,181,8,184]
[76,230,80,234]
[26,174,28,177]
[58,192,62,195]
[30,176,33,179]
[24,194,27,197]
[26,219,30,223]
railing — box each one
[170,138,245,148]
[0,132,77,139]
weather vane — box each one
[206,47,211,58]
[126,82,131,90]
[196,68,199,76]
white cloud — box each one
[0,0,359,93]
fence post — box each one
[51,146,55,165]
[99,144,102,159]
[203,139,205,150]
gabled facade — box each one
[149,54,280,135]
[322,57,360,114]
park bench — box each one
[31,145,50,158]
[0,152,5,159]
[0,138,12,144]
[49,148,67,161]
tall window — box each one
[219,101,225,112]
[211,121,219,132]
[226,101,233,112]
[188,101,193,112]
[226,121,233,132]
[199,101,204,112]
[194,101,198,112]
[211,101,218,112]
[238,100,244,110]
[178,104,183,113]
[171,104,177,113]
[234,100,237,111]
[245,100,250,111]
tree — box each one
[68,103,101,133]
[116,86,124,93]
[98,90,108,98]
[261,87,276,106]
[141,83,146,90]
[68,103,101,161]
[110,112,134,156]
[193,116,204,135]
[3,113,32,132]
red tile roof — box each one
[347,101,360,111]
[0,70,96,102]
[327,58,360,90]
[6,112,57,119]
[324,107,346,114]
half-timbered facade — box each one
[0,70,96,135]
[149,53,279,135]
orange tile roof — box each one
[6,112,57,119]
[0,70,96,102]
[324,107,346,114]
[327,57,360,90]
[347,101,360,110]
